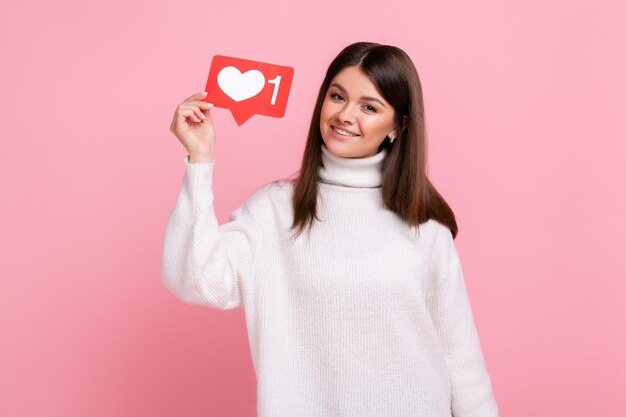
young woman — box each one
[162,41,500,417]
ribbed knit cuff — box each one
[182,154,216,216]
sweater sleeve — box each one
[427,227,500,417]
[160,155,265,310]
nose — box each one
[337,102,357,124]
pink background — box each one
[1,0,624,416]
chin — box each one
[322,140,360,158]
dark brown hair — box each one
[287,41,458,240]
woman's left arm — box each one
[427,228,501,417]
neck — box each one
[318,143,387,188]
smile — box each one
[332,126,359,137]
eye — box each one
[330,92,344,101]
[363,104,377,113]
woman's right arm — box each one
[161,92,263,310]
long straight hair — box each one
[288,41,458,240]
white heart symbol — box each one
[217,66,265,102]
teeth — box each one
[334,127,358,137]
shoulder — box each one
[429,219,455,241]
[414,218,453,244]
[246,179,294,206]
[234,179,294,221]
[426,218,460,267]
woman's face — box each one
[319,65,398,158]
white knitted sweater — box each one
[161,143,500,417]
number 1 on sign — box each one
[268,75,282,105]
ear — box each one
[401,115,408,130]
[390,116,408,138]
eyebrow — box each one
[329,82,386,107]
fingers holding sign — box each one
[170,92,216,162]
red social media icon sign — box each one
[204,55,294,126]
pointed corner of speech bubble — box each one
[230,108,257,126]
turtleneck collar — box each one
[318,143,387,188]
